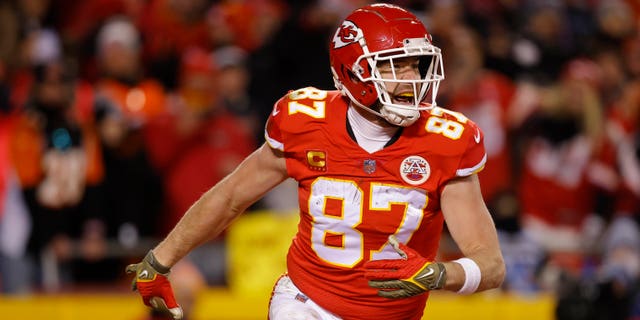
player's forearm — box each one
[150,144,287,268]
[152,178,244,267]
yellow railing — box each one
[0,289,555,320]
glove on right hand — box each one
[125,251,183,319]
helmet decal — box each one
[332,20,363,49]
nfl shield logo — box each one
[363,159,376,174]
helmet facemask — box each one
[354,37,444,127]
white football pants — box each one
[269,275,342,320]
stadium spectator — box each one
[513,57,609,291]
[92,16,164,263]
[0,59,32,294]
[206,0,288,52]
[10,54,106,288]
[136,0,212,90]
[54,0,147,82]
[143,45,257,320]
[212,46,262,144]
[439,25,518,232]
[555,76,640,314]
[584,110,640,318]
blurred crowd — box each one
[0,0,639,318]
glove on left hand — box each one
[364,235,447,299]
[126,251,184,319]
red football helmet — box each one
[329,4,443,126]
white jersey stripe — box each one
[456,153,487,177]
[264,130,284,151]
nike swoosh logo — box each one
[415,267,435,281]
[139,270,149,279]
[473,128,481,143]
[272,108,280,116]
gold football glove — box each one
[125,251,183,319]
[364,235,447,299]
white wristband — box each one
[453,257,481,295]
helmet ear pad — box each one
[341,64,377,107]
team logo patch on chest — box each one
[400,155,431,185]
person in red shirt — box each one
[440,25,518,231]
[506,58,614,292]
[92,16,166,248]
[142,45,257,320]
[126,4,505,320]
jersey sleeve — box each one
[264,94,288,151]
[456,120,487,177]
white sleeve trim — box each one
[455,153,487,177]
[264,130,284,151]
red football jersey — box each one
[265,87,486,319]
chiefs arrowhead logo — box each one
[332,20,363,49]
[400,155,431,185]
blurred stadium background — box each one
[1,0,639,319]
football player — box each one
[126,4,505,320]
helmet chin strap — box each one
[335,79,419,127]
[353,97,419,127]
[380,105,419,127]
[332,64,421,127]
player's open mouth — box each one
[393,92,415,105]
